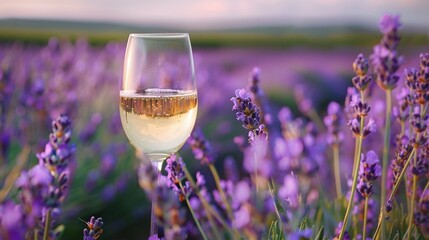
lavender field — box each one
[0,15,428,240]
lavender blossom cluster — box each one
[0,115,74,239]
[0,12,428,240]
[136,14,428,240]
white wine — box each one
[119,89,198,162]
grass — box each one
[1,27,427,49]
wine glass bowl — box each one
[120,33,198,164]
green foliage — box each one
[265,220,284,240]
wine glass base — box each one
[147,153,170,162]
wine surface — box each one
[119,89,198,161]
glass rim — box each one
[129,33,189,38]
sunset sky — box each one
[1,0,428,29]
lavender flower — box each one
[405,67,429,105]
[390,143,413,186]
[232,204,251,229]
[165,155,192,201]
[352,54,372,91]
[348,117,376,138]
[289,229,312,240]
[324,101,344,145]
[148,234,161,240]
[414,189,429,232]
[333,222,350,240]
[213,180,234,211]
[278,174,299,209]
[243,134,272,178]
[231,88,267,142]
[248,67,273,126]
[294,85,314,116]
[371,14,402,90]
[0,201,26,239]
[14,115,74,237]
[379,15,401,35]
[138,160,159,196]
[83,216,103,240]
[165,154,185,185]
[188,128,215,165]
[248,67,261,96]
[37,115,75,174]
[357,151,382,198]
[411,145,429,176]
[355,198,377,231]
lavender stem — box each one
[373,148,416,239]
[333,143,342,199]
[182,165,227,240]
[362,197,369,240]
[380,89,392,238]
[339,93,366,240]
[209,164,234,220]
[43,209,52,240]
[179,181,209,240]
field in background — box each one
[1,18,428,239]
[0,18,427,48]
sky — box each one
[0,0,428,30]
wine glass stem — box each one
[150,161,163,236]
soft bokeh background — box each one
[0,0,428,239]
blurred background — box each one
[0,0,428,239]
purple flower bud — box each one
[278,174,299,208]
[232,205,251,229]
[188,129,215,165]
[357,151,381,198]
[363,118,376,137]
[333,222,351,240]
[324,102,344,145]
[379,14,401,34]
[0,201,25,239]
[386,200,393,212]
[278,107,293,124]
[195,171,206,187]
[165,154,185,184]
[371,15,402,90]
[290,229,312,240]
[83,216,103,240]
[348,118,361,137]
[353,53,370,76]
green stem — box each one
[399,121,411,214]
[179,182,209,240]
[339,91,367,240]
[333,143,342,199]
[407,174,417,240]
[339,134,363,239]
[182,166,232,240]
[373,148,416,239]
[362,197,369,240]
[406,104,426,239]
[209,164,234,220]
[268,179,284,234]
[254,148,259,194]
[43,209,52,240]
[380,89,392,240]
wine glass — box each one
[119,33,198,235]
